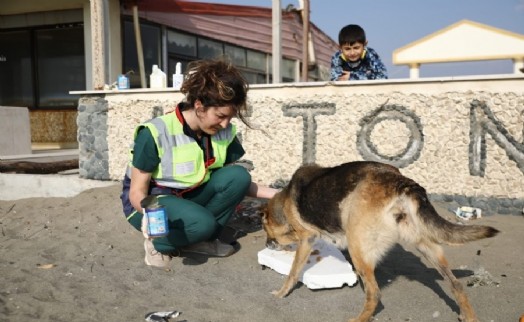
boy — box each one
[330,24,388,81]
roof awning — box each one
[122,0,273,17]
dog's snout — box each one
[265,238,281,250]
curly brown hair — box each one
[180,59,250,127]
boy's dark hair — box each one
[338,24,366,46]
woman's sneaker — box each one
[144,239,174,268]
[182,239,236,257]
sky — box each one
[191,0,524,79]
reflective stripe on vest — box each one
[129,114,235,189]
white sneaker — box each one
[182,239,236,257]
[144,239,173,268]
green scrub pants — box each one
[127,165,251,253]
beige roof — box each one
[393,19,524,65]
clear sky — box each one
[190,0,524,79]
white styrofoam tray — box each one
[258,239,358,289]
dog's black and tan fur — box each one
[261,161,498,322]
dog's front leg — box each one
[272,237,314,298]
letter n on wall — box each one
[469,100,524,176]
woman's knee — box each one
[225,165,251,188]
[187,214,217,241]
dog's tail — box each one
[400,180,499,245]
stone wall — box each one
[76,76,524,214]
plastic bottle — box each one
[172,62,184,90]
[150,64,167,88]
[117,74,129,89]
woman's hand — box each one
[248,182,280,199]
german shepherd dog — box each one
[260,161,499,322]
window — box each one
[0,30,33,108]
[0,24,84,109]
[241,71,267,84]
[225,45,246,67]
[167,30,196,57]
[198,38,223,59]
[123,19,162,88]
[36,26,85,108]
[128,22,281,86]
[282,58,297,82]
[247,50,266,71]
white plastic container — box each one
[150,64,167,88]
[172,62,184,90]
[258,239,358,289]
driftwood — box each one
[0,159,79,174]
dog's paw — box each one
[270,289,287,298]
[458,313,479,322]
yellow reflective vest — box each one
[130,114,235,189]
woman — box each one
[120,59,278,269]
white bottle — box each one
[172,62,184,90]
[150,64,167,88]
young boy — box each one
[330,24,388,81]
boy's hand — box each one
[338,71,350,81]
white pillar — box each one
[272,0,282,84]
[513,58,524,74]
[409,63,420,79]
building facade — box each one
[0,0,337,148]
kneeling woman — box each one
[120,59,277,268]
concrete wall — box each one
[0,106,31,156]
[75,75,524,214]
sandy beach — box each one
[1,183,523,322]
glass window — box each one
[241,71,266,84]
[246,49,266,71]
[282,58,296,80]
[225,44,246,67]
[198,38,223,59]
[123,20,162,88]
[167,30,196,57]
[0,30,34,108]
[36,26,85,108]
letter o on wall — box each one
[357,105,424,168]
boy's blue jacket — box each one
[330,47,388,81]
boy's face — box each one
[340,41,367,62]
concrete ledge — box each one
[0,149,79,162]
[0,172,118,200]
